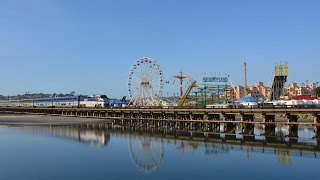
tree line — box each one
[0,91,76,100]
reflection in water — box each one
[277,150,291,165]
[14,123,320,172]
[18,126,111,147]
[129,136,164,172]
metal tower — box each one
[244,61,248,96]
[270,64,288,101]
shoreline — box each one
[0,114,112,126]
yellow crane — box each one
[178,81,197,106]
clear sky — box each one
[0,0,319,98]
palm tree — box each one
[315,87,320,98]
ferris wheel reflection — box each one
[128,135,165,173]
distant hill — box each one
[0,92,76,101]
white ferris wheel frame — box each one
[128,57,164,106]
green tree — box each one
[70,91,76,96]
[315,87,320,98]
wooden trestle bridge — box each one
[1,107,320,127]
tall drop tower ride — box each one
[174,71,188,97]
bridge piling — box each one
[287,114,299,123]
[241,114,255,122]
[263,114,275,123]
[222,114,236,121]
[314,114,320,124]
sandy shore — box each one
[0,114,111,126]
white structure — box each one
[272,99,320,107]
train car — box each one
[53,96,78,107]
[19,99,33,107]
[206,104,231,109]
[8,100,20,107]
[270,100,320,108]
[0,95,105,108]
[49,96,105,108]
[33,98,53,107]
[313,100,320,107]
[79,96,104,108]
[0,100,9,107]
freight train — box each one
[0,95,105,108]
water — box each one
[0,124,320,180]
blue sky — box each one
[0,0,319,98]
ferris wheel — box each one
[128,57,164,106]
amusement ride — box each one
[128,57,164,106]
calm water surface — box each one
[0,124,320,180]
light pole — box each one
[109,89,113,99]
[316,82,320,99]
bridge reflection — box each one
[110,123,320,168]
[16,123,320,171]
